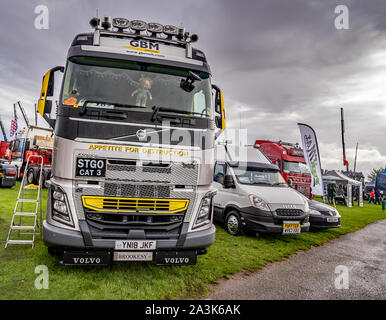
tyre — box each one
[225,210,242,236]
[26,168,36,185]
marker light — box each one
[163,25,179,36]
[112,18,130,30]
[147,22,163,34]
[190,34,199,42]
[130,20,147,33]
[101,16,111,30]
[89,17,100,29]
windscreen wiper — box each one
[151,106,203,121]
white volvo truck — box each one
[37,17,226,266]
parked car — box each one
[212,144,310,236]
[0,159,17,188]
[307,199,341,229]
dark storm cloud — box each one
[0,0,385,176]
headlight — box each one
[53,191,65,201]
[309,208,321,215]
[51,189,74,227]
[193,192,215,229]
[248,195,270,211]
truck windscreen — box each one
[61,56,212,119]
[283,160,310,174]
[234,167,288,186]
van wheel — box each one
[225,211,242,236]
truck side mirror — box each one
[223,174,235,189]
[212,84,225,131]
[38,66,64,128]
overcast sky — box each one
[0,0,385,178]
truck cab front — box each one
[38,18,225,266]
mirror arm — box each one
[43,114,56,129]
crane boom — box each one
[0,117,7,141]
[16,101,29,127]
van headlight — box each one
[193,191,216,229]
[249,195,270,211]
[52,189,74,227]
[309,208,321,215]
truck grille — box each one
[276,209,303,217]
[82,196,189,214]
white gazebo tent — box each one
[324,170,363,207]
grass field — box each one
[0,183,385,300]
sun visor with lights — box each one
[83,16,203,66]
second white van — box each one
[213,145,310,235]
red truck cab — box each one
[254,140,312,198]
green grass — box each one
[0,183,385,300]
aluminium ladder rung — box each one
[6,240,34,245]
[14,212,37,216]
[17,199,39,203]
[11,226,35,231]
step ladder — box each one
[5,155,44,248]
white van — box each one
[212,144,310,235]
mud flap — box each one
[62,251,111,266]
[155,251,197,266]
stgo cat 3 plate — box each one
[75,158,106,177]
[155,251,197,266]
[62,251,111,266]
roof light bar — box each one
[112,18,130,31]
[91,17,198,43]
[147,22,163,35]
[163,25,179,37]
[130,20,147,33]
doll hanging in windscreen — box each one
[131,75,153,107]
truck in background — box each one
[0,117,17,187]
[254,140,312,198]
[37,17,226,266]
[10,125,53,185]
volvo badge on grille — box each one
[136,129,147,140]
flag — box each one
[298,123,324,196]
[10,115,18,137]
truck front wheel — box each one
[225,210,242,236]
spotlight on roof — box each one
[89,17,100,29]
[112,18,130,31]
[101,16,111,30]
[163,25,178,39]
[130,20,147,34]
[147,22,163,36]
[176,27,185,40]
